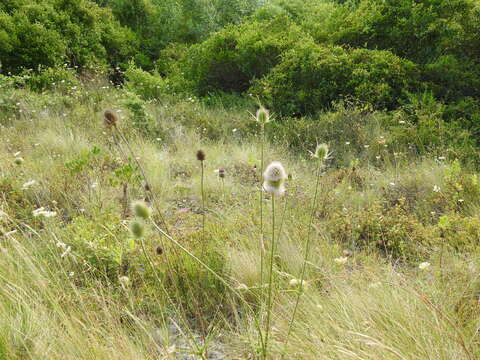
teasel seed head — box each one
[14,157,24,165]
[256,106,271,125]
[263,161,287,196]
[103,109,118,128]
[313,143,330,162]
[132,200,151,220]
[196,149,206,161]
[130,219,145,238]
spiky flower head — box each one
[130,219,145,238]
[216,168,226,178]
[196,149,206,161]
[14,157,24,165]
[313,143,330,161]
[256,106,271,125]
[263,161,287,196]
[103,110,118,128]
[132,200,151,220]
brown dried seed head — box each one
[196,150,206,161]
[104,110,118,128]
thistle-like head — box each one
[14,157,24,165]
[130,219,145,238]
[256,106,271,125]
[131,200,151,220]
[103,110,118,128]
[263,161,287,196]
[216,168,226,178]
[196,149,206,161]
[313,143,330,162]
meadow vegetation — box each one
[1,0,480,359]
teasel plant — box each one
[102,109,170,234]
[255,106,272,289]
[261,161,287,360]
[285,143,330,343]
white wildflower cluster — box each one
[22,180,37,190]
[32,207,57,218]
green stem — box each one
[260,124,265,287]
[264,194,276,359]
[285,160,322,342]
[201,160,206,254]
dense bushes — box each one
[252,43,418,115]
[178,16,314,94]
[0,0,137,74]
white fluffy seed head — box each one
[263,161,287,196]
[263,161,287,182]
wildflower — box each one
[14,157,24,165]
[433,185,441,193]
[196,149,206,161]
[56,241,67,249]
[334,257,348,264]
[103,110,118,128]
[42,211,57,218]
[22,180,36,190]
[312,143,330,162]
[130,219,145,238]
[131,200,151,220]
[256,106,271,125]
[32,207,46,216]
[289,279,300,287]
[263,161,287,196]
[68,272,75,277]
[418,262,431,270]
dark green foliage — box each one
[179,16,315,95]
[252,43,418,115]
[0,0,137,74]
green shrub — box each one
[124,65,169,100]
[179,16,315,95]
[252,42,418,115]
[23,67,80,93]
[438,214,480,252]
[329,200,434,260]
[0,0,137,74]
